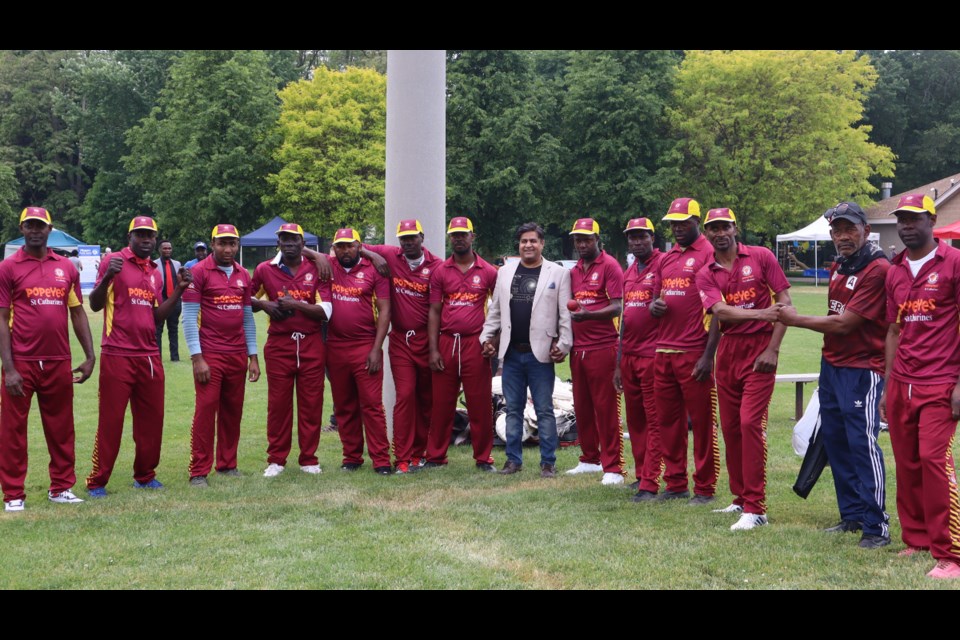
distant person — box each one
[155,240,183,361]
[69,249,82,272]
[0,207,95,512]
[184,242,208,269]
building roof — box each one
[866,171,960,222]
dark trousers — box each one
[156,298,182,361]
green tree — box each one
[125,50,281,246]
[864,50,960,190]
[266,66,386,240]
[0,161,20,239]
[669,50,895,240]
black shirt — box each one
[509,263,541,348]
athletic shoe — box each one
[216,468,242,477]
[631,490,658,503]
[823,520,862,533]
[601,473,624,486]
[4,499,24,512]
[476,463,497,473]
[858,534,891,549]
[730,513,768,531]
[898,546,928,558]
[688,494,716,506]
[133,478,164,489]
[48,490,84,504]
[656,490,691,502]
[300,465,322,475]
[419,461,444,470]
[565,462,604,475]
[394,462,410,475]
[928,560,960,579]
[340,463,362,472]
[87,487,107,499]
[712,503,743,514]
[627,480,640,491]
[189,476,209,488]
[374,466,392,475]
[263,463,285,478]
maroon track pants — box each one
[572,346,624,475]
[328,341,390,468]
[264,331,325,467]
[654,349,719,497]
[390,328,432,465]
[426,333,494,466]
[87,353,165,489]
[887,379,960,562]
[189,351,247,477]
[621,353,662,491]
[715,333,775,514]
[0,360,75,502]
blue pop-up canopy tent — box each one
[239,216,320,266]
[4,228,86,259]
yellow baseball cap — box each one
[703,208,737,225]
[129,216,158,232]
[396,219,424,237]
[663,198,701,222]
[623,217,655,233]
[211,224,240,239]
[569,218,600,235]
[447,217,474,234]
[891,194,936,216]
[333,228,361,244]
[19,207,52,225]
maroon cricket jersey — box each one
[886,241,960,385]
[251,256,329,336]
[621,250,663,357]
[655,234,714,351]
[823,258,889,374]
[0,248,82,361]
[182,256,252,354]
[366,244,441,333]
[328,257,390,342]
[429,253,497,336]
[570,250,624,350]
[696,243,790,336]
[97,247,163,356]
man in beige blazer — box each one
[481,222,573,477]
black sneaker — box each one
[823,520,863,533]
[688,494,716,506]
[340,463,362,472]
[476,463,497,473]
[631,490,658,503]
[627,480,640,491]
[189,475,208,488]
[420,461,444,470]
[374,466,392,475]
[216,468,242,477]
[656,490,691,502]
[858,533,891,549]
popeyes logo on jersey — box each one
[662,276,692,290]
[725,288,757,307]
[625,289,652,303]
[278,288,312,302]
[128,286,156,307]
[25,285,66,306]
[898,297,936,323]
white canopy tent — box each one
[776,217,878,286]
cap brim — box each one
[828,214,865,225]
[212,234,240,239]
[130,226,157,231]
[22,217,52,225]
[664,213,700,222]
[569,229,597,235]
[623,227,654,233]
[891,206,932,215]
[397,230,421,237]
[333,238,357,244]
[447,228,471,234]
[275,230,303,236]
[704,218,736,226]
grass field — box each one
[2,283,957,589]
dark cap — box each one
[193,241,208,250]
[824,202,867,226]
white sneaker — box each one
[713,503,744,514]
[300,465,322,475]
[601,473,625,486]
[4,499,24,512]
[48,490,84,504]
[565,462,604,475]
[263,463,285,478]
[730,513,768,531]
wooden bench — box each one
[776,373,819,419]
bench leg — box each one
[795,382,804,420]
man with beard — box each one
[0,207,95,512]
[86,217,192,497]
[613,217,663,500]
[566,218,625,486]
[881,194,960,578]
[481,222,572,478]
[696,208,790,530]
[154,239,183,362]
[327,228,393,474]
[252,223,331,478]
[183,225,260,487]
[362,220,441,474]
[780,202,890,548]
[649,198,720,504]
[424,217,498,472]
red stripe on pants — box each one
[390,328,432,465]
[189,351,247,477]
[427,333,494,465]
[887,379,960,562]
[87,353,165,489]
[621,353,662,491]
[264,332,325,467]
[328,341,390,468]
[715,334,774,514]
[654,350,719,496]
[0,360,75,501]
[571,346,624,475]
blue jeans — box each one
[502,347,557,466]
